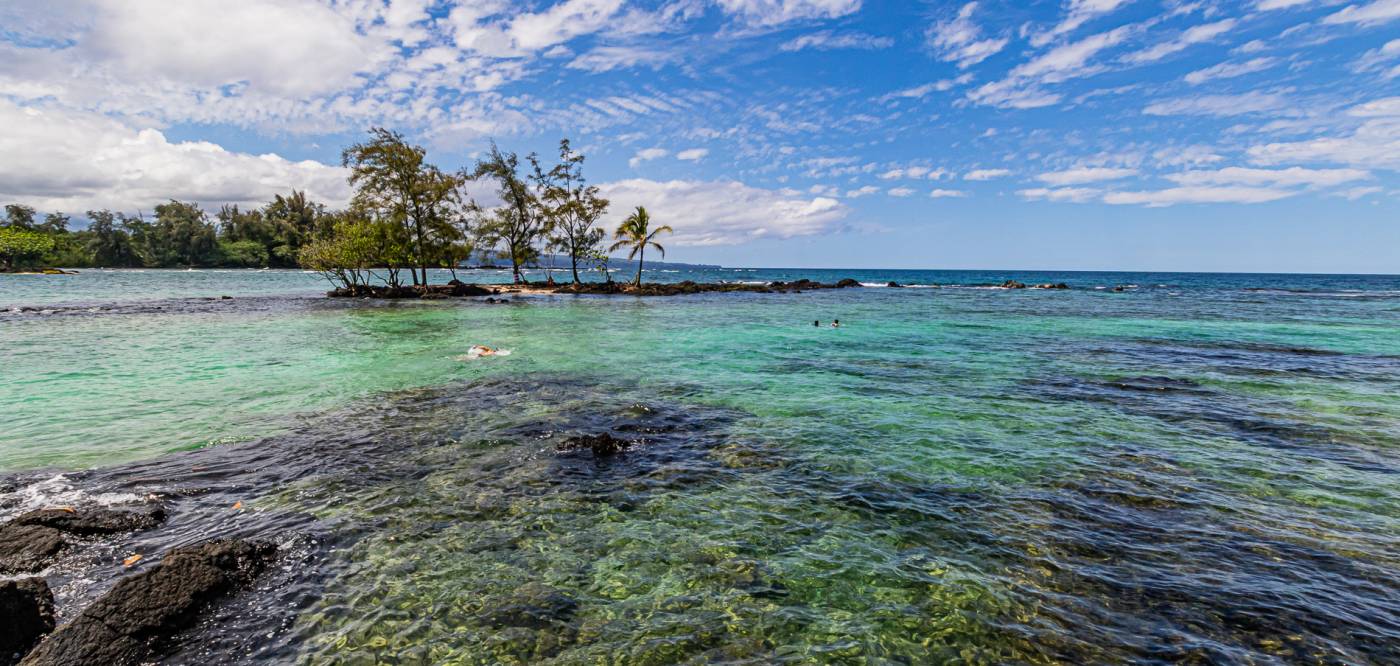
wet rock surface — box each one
[0,508,165,574]
[0,578,53,666]
[19,539,276,666]
[556,432,632,456]
[327,282,495,298]
[550,277,863,296]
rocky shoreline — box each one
[0,505,276,666]
[324,277,1090,300]
[330,277,863,299]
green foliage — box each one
[299,210,413,290]
[343,128,470,286]
[608,206,673,286]
[472,142,547,284]
[4,204,37,230]
[0,226,55,271]
[534,139,609,284]
[217,239,270,268]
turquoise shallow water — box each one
[2,268,1399,663]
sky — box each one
[1,0,1397,273]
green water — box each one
[3,269,1399,663]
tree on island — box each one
[0,226,55,272]
[471,142,548,284]
[609,206,672,287]
[343,128,470,288]
[533,139,609,285]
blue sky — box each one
[1,0,1398,272]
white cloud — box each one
[1144,91,1290,116]
[1014,24,1136,79]
[676,148,710,160]
[929,188,967,198]
[629,147,670,168]
[1185,57,1279,84]
[879,74,974,101]
[1030,0,1134,47]
[567,45,679,72]
[1164,166,1371,187]
[1336,185,1383,199]
[845,185,881,198]
[1255,0,1315,10]
[1247,98,1400,168]
[965,168,1012,180]
[927,3,1009,68]
[1018,187,1102,202]
[1153,145,1225,166]
[715,0,862,27]
[1123,19,1237,64]
[0,100,349,214]
[1037,166,1138,185]
[596,178,851,245]
[781,30,893,51]
[1102,186,1299,205]
[879,166,951,180]
[451,0,627,57]
[1323,0,1400,26]
[1355,38,1400,78]
[887,187,916,197]
[78,0,390,97]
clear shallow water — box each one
[2,268,1399,663]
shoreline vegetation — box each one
[0,128,1075,297]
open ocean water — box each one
[1,267,1398,664]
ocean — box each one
[2,267,1398,663]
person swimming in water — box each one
[470,344,497,356]
[814,320,820,327]
[831,319,840,328]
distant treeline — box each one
[0,194,330,271]
[3,128,673,287]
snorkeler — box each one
[831,319,840,328]
[469,345,497,356]
[814,320,820,327]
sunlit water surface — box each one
[2,268,1399,664]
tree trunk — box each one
[635,246,644,286]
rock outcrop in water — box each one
[0,578,53,666]
[328,278,865,299]
[0,507,165,574]
[556,433,632,456]
[19,539,276,666]
[328,281,496,299]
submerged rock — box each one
[0,508,165,574]
[1033,283,1070,290]
[887,281,903,288]
[1001,280,1028,289]
[556,433,631,456]
[0,578,53,665]
[20,539,276,666]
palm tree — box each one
[608,206,672,287]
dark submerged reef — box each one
[1,372,1396,664]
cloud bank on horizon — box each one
[0,0,1397,262]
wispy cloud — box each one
[1037,166,1138,185]
[781,30,893,51]
[1144,91,1291,116]
[1185,57,1279,84]
[629,147,669,168]
[1122,19,1237,64]
[1322,0,1400,26]
[927,2,1008,68]
[965,168,1012,180]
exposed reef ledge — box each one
[328,278,864,299]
